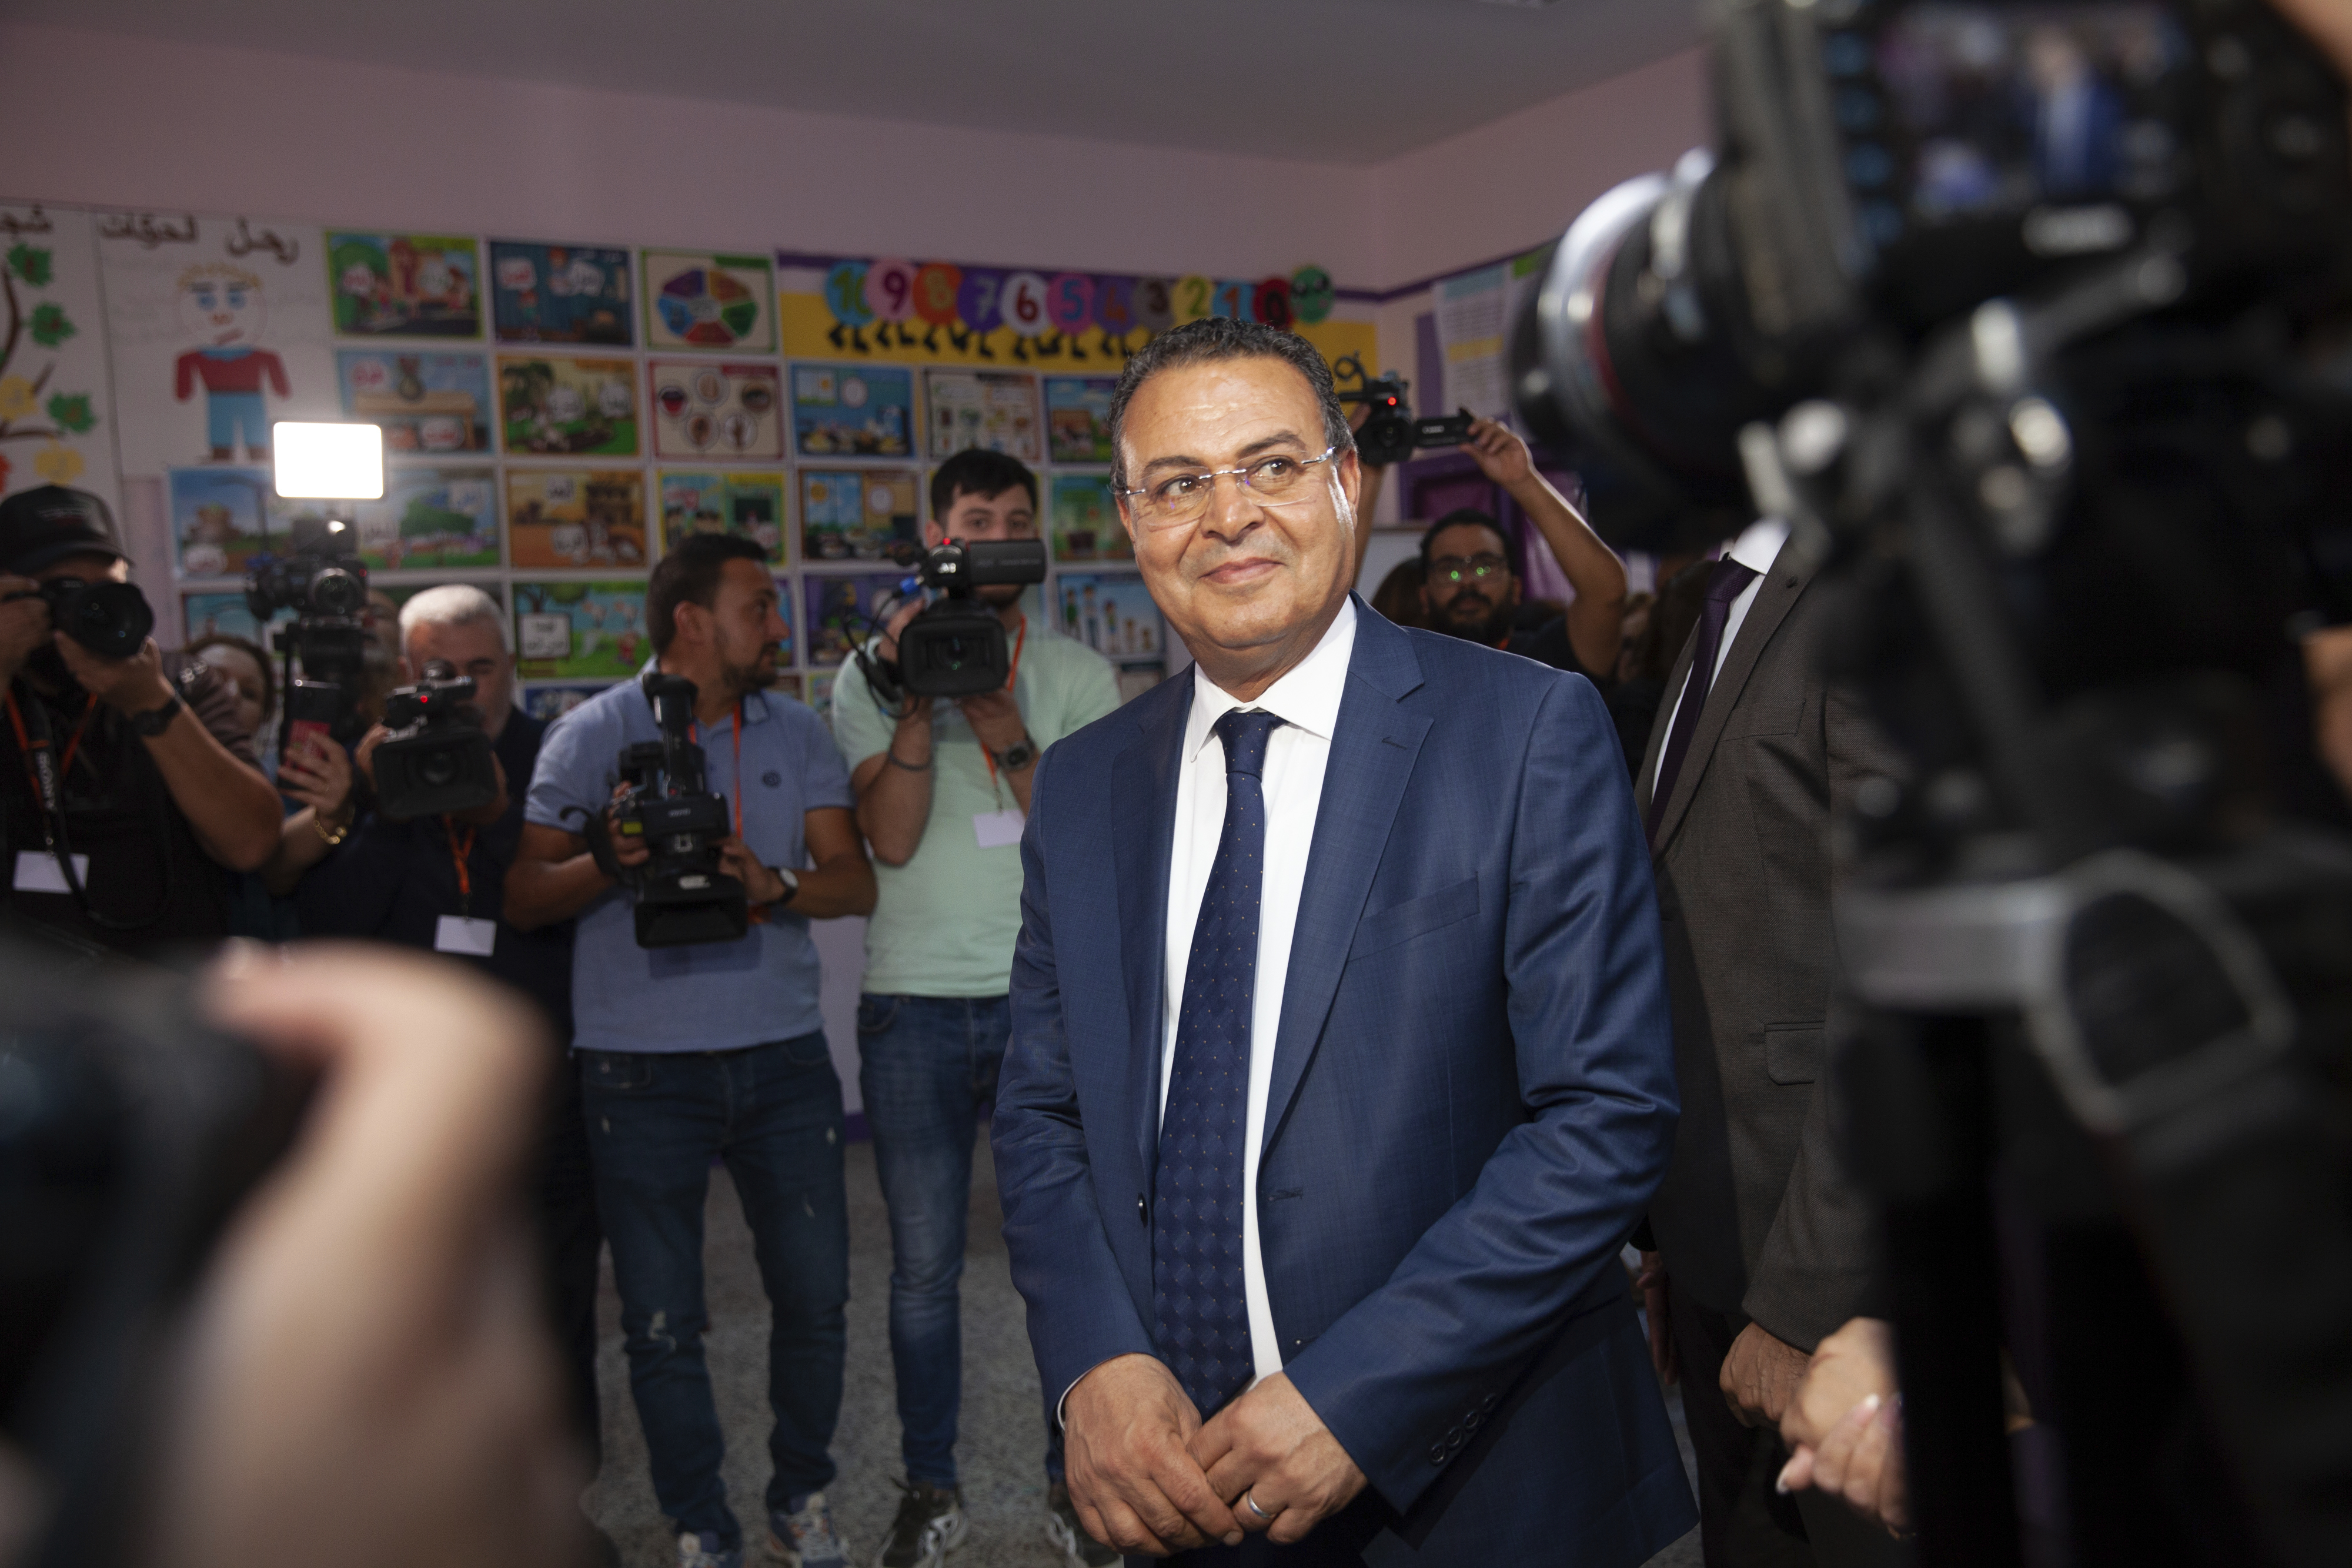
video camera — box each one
[855,537,1048,702]
[371,658,498,820]
[572,671,746,949]
[1,577,153,661]
[1331,353,1475,466]
[245,514,372,747]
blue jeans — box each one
[582,1034,848,1546]
[860,993,1064,1487]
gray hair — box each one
[1107,317,1355,492]
[396,583,509,651]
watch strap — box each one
[128,691,183,738]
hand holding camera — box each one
[50,627,173,720]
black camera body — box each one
[245,515,372,745]
[574,672,746,949]
[5,579,154,661]
[868,537,1049,701]
[372,660,498,820]
[1331,353,1475,466]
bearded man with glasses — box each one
[992,315,1694,1564]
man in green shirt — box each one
[830,450,1121,1568]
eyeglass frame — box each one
[1112,444,1342,530]
[1425,553,1514,587]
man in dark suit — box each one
[1632,519,1906,1566]
[993,316,1695,1565]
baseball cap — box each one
[0,485,129,576]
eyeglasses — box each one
[1426,553,1510,585]
[1115,446,1339,531]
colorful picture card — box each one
[351,467,500,571]
[657,470,788,565]
[336,349,492,455]
[520,684,612,723]
[490,242,633,346]
[1056,572,1165,666]
[805,670,834,722]
[513,581,652,680]
[328,233,481,337]
[803,571,911,668]
[499,354,639,457]
[1045,376,1115,463]
[790,362,914,459]
[1050,472,1128,563]
[169,465,295,578]
[182,589,281,648]
[506,469,649,569]
[650,360,783,460]
[643,250,775,352]
[926,367,1040,462]
[800,467,920,563]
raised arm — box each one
[1459,419,1628,674]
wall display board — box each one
[800,466,919,562]
[1048,472,1127,563]
[1044,375,1115,464]
[1056,571,1167,667]
[513,580,652,680]
[643,250,774,352]
[169,464,293,577]
[649,359,782,460]
[337,349,492,455]
[803,571,909,668]
[182,589,280,647]
[491,242,633,346]
[499,353,639,457]
[506,468,648,570]
[790,362,913,459]
[352,467,500,571]
[0,205,117,510]
[328,233,482,338]
[657,469,788,564]
[924,367,1040,462]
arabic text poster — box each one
[1044,376,1115,464]
[1049,472,1130,563]
[505,469,649,570]
[803,571,910,667]
[327,233,482,338]
[336,349,491,455]
[790,362,913,459]
[512,580,652,680]
[352,467,500,571]
[1055,571,1165,666]
[168,465,296,578]
[489,242,632,346]
[649,360,783,460]
[642,250,774,352]
[800,466,920,563]
[924,367,1040,462]
[98,212,339,476]
[498,354,639,457]
[0,205,119,513]
[657,469,788,566]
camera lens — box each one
[309,568,366,617]
[420,749,458,787]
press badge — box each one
[14,850,89,893]
[972,808,1025,849]
[435,915,498,956]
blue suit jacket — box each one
[994,603,1696,1564]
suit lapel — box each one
[1114,667,1191,1178]
[1632,627,1700,827]
[1262,609,1428,1156]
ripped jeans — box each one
[580,1033,848,1548]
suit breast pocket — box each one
[1763,1022,1827,1086]
[1347,876,1480,965]
[1723,697,1806,740]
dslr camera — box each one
[859,537,1048,701]
[245,515,372,746]
[1331,353,1475,466]
[371,659,498,820]
[2,577,154,661]
[573,671,746,949]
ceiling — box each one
[10,0,1705,165]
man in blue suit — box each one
[992,316,1696,1564]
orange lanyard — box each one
[443,817,478,916]
[6,688,95,798]
[693,703,769,922]
[981,614,1027,792]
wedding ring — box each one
[1244,1492,1275,1521]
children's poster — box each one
[649,360,782,460]
[352,467,499,571]
[1045,376,1115,464]
[328,233,480,337]
[490,242,632,346]
[803,571,909,667]
[805,670,834,722]
[499,354,639,456]
[1050,473,1128,563]
[506,469,648,569]
[1057,573,1165,667]
[790,363,913,458]
[642,250,774,352]
[336,349,491,454]
[97,211,339,476]
[925,367,1040,462]
[513,581,651,680]
[520,683,610,723]
[800,467,919,563]
[0,204,119,513]
[169,465,294,578]
[657,470,787,564]
[182,589,282,648]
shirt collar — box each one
[1726,515,1792,577]
[1182,596,1357,764]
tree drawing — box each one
[0,240,99,491]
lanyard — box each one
[443,817,477,917]
[6,688,95,826]
[981,614,1028,793]
[691,701,769,922]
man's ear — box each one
[923,518,947,547]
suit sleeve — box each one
[991,749,1160,1408]
[1282,675,1681,1513]
[1740,684,1908,1348]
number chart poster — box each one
[803,571,908,667]
[0,205,118,513]
[1050,473,1128,563]
[1057,572,1166,667]
[790,362,913,459]
[1045,376,1115,464]
[513,580,651,680]
[352,467,499,571]
[643,250,774,352]
[499,354,639,457]
[327,233,481,338]
[168,464,293,577]
[336,349,492,455]
[649,360,782,461]
[98,211,339,478]
[926,367,1040,462]
[657,469,787,564]
[800,466,919,562]
[490,242,632,346]
[506,469,648,570]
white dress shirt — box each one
[1649,515,1792,800]
[1158,596,1358,1389]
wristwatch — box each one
[771,866,800,905]
[128,691,183,738]
[991,735,1039,773]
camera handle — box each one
[561,802,632,890]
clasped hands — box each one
[1062,1355,1367,1558]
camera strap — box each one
[5,687,96,815]
[691,700,770,925]
[442,817,477,918]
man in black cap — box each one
[0,484,280,956]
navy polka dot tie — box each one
[1153,708,1284,1418]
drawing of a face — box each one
[543,384,586,423]
[178,266,268,347]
